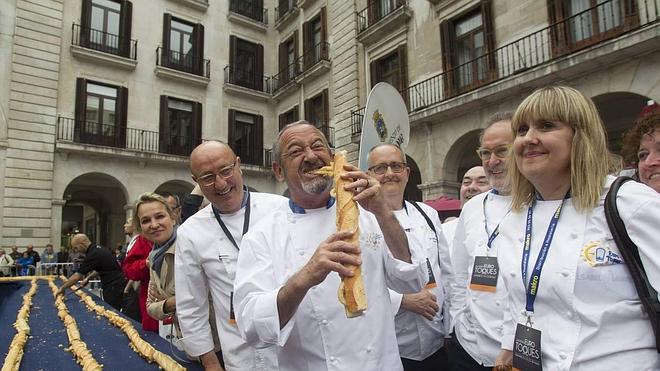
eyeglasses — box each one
[475,145,510,161]
[196,160,237,187]
[368,162,407,175]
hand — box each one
[493,350,513,371]
[340,164,387,215]
[148,284,168,303]
[55,287,65,297]
[145,258,151,269]
[401,290,439,320]
[80,278,90,287]
[297,231,361,290]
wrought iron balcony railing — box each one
[275,0,296,23]
[301,41,330,72]
[357,0,408,34]
[224,65,272,93]
[156,46,211,78]
[72,23,137,60]
[352,0,659,134]
[272,61,300,93]
[229,0,268,24]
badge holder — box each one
[469,255,499,292]
[513,314,542,371]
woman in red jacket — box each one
[122,219,158,332]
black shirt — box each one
[77,244,125,288]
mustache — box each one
[300,160,326,172]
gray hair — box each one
[272,120,330,166]
[479,111,514,144]
[367,143,407,165]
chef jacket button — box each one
[561,270,569,277]
[570,232,578,239]
[330,356,336,362]
[566,311,572,319]
[471,297,477,302]
[510,271,516,277]
[559,352,567,360]
[495,300,501,306]
[298,250,305,256]
[518,237,524,242]
[321,319,328,325]
[521,309,527,316]
[366,346,372,353]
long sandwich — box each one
[315,151,367,317]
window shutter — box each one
[623,0,640,28]
[304,98,312,122]
[228,109,236,148]
[162,14,172,66]
[80,0,92,47]
[159,95,168,154]
[303,20,311,69]
[229,35,237,83]
[194,23,205,75]
[192,102,202,153]
[74,78,87,141]
[119,1,133,58]
[481,0,497,80]
[256,43,264,91]
[278,41,286,76]
[255,115,264,165]
[440,20,456,97]
[322,89,330,143]
[293,29,299,75]
[397,45,409,109]
[278,112,285,131]
[117,86,128,148]
[369,60,381,88]
[320,7,328,60]
[293,105,299,121]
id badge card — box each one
[229,291,237,326]
[425,258,437,289]
[513,323,542,371]
[469,256,499,292]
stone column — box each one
[50,199,66,248]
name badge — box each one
[425,258,437,289]
[513,323,542,371]
[229,291,237,326]
[469,256,499,292]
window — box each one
[80,0,132,57]
[278,106,299,131]
[440,0,496,95]
[229,0,265,23]
[277,0,295,20]
[302,8,327,70]
[229,36,265,91]
[162,14,205,75]
[547,0,638,55]
[74,78,128,148]
[368,0,405,27]
[159,96,202,156]
[304,90,331,144]
[228,110,264,165]
[370,45,408,106]
[278,32,298,84]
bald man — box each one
[56,234,126,311]
[459,166,490,207]
[175,141,286,370]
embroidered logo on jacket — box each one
[361,232,383,250]
[581,240,623,267]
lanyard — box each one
[212,190,251,251]
[482,191,509,251]
[521,191,569,313]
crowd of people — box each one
[5,85,659,370]
[0,243,75,277]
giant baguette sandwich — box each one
[314,151,367,317]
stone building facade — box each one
[0,0,658,250]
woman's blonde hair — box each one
[132,192,174,232]
[509,86,610,212]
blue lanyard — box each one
[521,192,569,313]
[482,191,509,251]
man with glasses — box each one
[367,143,455,371]
[233,121,428,371]
[449,112,514,371]
[175,140,286,371]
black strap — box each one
[604,176,660,352]
[410,201,437,236]
[211,191,251,251]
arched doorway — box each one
[62,173,128,251]
[405,155,422,202]
[593,92,651,154]
[442,129,482,198]
[154,180,195,203]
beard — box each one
[296,159,333,195]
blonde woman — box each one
[493,86,660,370]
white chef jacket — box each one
[442,218,458,261]
[175,192,287,371]
[497,176,660,370]
[450,191,512,366]
[233,201,429,371]
[388,201,454,361]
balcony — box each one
[55,116,199,159]
[352,0,659,134]
[350,107,365,138]
[70,23,137,69]
[357,0,412,45]
[298,42,331,83]
[155,47,210,87]
[272,61,300,97]
[316,122,335,147]
[169,0,209,11]
[228,0,268,32]
[223,65,272,100]
[275,0,299,30]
